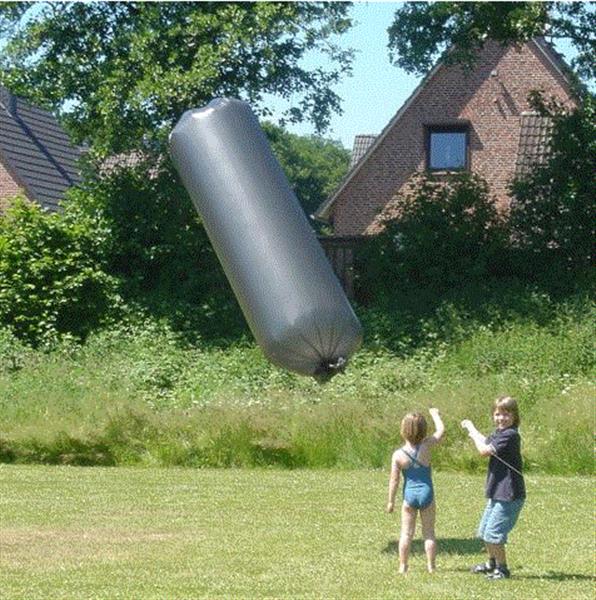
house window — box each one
[427,126,469,171]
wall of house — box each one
[331,40,576,236]
[0,155,26,213]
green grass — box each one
[0,287,593,472]
[0,320,593,472]
[0,466,592,599]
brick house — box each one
[315,38,576,294]
[0,86,81,213]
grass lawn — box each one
[0,466,592,599]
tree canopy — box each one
[509,92,596,274]
[0,2,353,156]
[263,123,349,226]
[387,2,595,82]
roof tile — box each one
[0,86,81,211]
[515,112,553,177]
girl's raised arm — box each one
[429,407,445,443]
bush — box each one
[1,287,592,473]
[0,197,120,345]
[355,172,509,301]
[67,159,250,343]
[0,327,32,373]
[68,159,225,301]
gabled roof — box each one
[315,37,574,222]
[0,86,81,211]
[515,112,553,177]
[349,135,376,169]
[100,150,161,179]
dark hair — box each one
[400,412,428,445]
[493,395,520,427]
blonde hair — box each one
[493,395,520,427]
[400,412,428,445]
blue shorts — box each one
[477,498,524,544]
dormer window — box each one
[426,125,469,171]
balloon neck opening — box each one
[313,356,347,383]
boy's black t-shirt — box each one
[485,427,526,501]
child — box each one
[461,395,526,581]
[387,407,445,574]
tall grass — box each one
[0,285,593,473]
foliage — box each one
[0,327,31,373]
[509,92,596,277]
[0,2,353,156]
[0,197,120,345]
[387,2,595,82]
[0,2,355,345]
[263,122,350,224]
[355,173,508,297]
[0,120,347,346]
[1,286,593,473]
[67,134,346,337]
[69,160,225,301]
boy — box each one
[461,396,526,580]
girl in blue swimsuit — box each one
[387,408,445,574]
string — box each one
[489,451,524,477]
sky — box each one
[3,1,583,151]
[268,1,582,150]
[267,2,419,149]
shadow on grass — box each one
[384,541,593,582]
[516,571,594,582]
[448,567,593,582]
[382,538,483,556]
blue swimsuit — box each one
[402,445,434,509]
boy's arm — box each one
[386,452,401,513]
[429,407,445,443]
[461,420,493,457]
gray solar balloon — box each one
[169,98,362,379]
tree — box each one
[63,127,348,303]
[0,2,353,156]
[263,123,350,226]
[65,161,219,302]
[0,3,354,344]
[387,2,595,82]
[509,92,596,276]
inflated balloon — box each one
[169,98,362,379]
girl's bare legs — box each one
[420,501,437,573]
[399,503,417,573]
